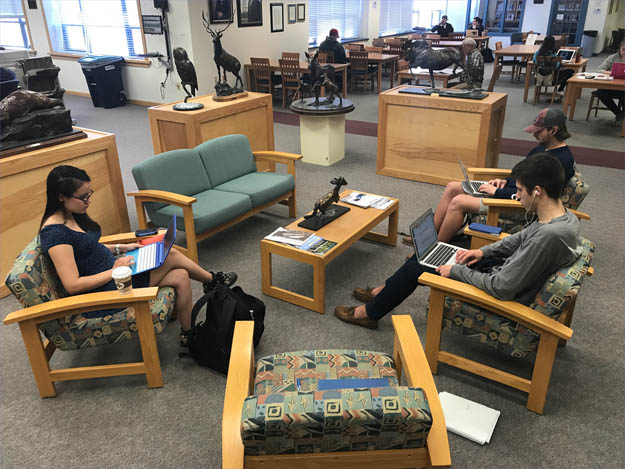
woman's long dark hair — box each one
[537,36,556,56]
[39,165,101,233]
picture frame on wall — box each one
[270,3,284,32]
[288,4,296,23]
[209,0,234,24]
[297,3,305,21]
[237,0,262,27]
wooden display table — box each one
[261,189,398,313]
[376,86,507,185]
[148,92,275,170]
[0,128,130,298]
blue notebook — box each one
[315,378,389,390]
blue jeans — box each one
[365,255,436,320]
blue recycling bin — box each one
[78,55,127,108]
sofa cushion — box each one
[214,172,294,207]
[132,148,211,213]
[151,189,252,234]
[196,134,257,187]
[254,350,399,395]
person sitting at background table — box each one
[431,15,454,37]
[596,39,625,125]
[319,28,347,64]
[38,165,238,347]
[533,35,573,94]
[400,108,576,246]
[449,38,484,89]
[334,154,581,330]
[469,16,484,36]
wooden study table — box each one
[522,58,589,102]
[346,51,399,92]
[260,189,398,313]
[396,67,454,88]
[487,44,539,91]
[243,60,349,98]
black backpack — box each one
[481,47,494,63]
[185,284,265,373]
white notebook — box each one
[438,391,500,445]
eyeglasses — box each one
[70,190,94,203]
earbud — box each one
[533,190,538,196]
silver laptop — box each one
[126,216,176,275]
[556,48,576,64]
[458,157,488,197]
[410,209,460,269]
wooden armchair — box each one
[3,232,175,397]
[419,237,595,414]
[222,317,451,468]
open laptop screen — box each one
[162,216,177,258]
[556,49,575,62]
[411,211,438,259]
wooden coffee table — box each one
[260,189,398,313]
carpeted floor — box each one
[0,55,623,468]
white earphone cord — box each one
[524,191,537,226]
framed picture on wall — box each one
[237,0,262,27]
[270,3,284,32]
[297,3,305,21]
[208,0,233,23]
[288,4,296,23]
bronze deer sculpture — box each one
[201,11,243,89]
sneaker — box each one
[334,306,378,330]
[180,328,191,347]
[203,271,238,293]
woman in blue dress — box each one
[39,165,236,346]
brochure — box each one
[438,391,500,445]
[264,227,314,246]
[297,235,337,254]
[341,192,393,210]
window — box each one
[486,0,525,32]
[0,0,31,49]
[308,0,363,46]
[379,0,414,36]
[411,0,470,34]
[41,0,145,58]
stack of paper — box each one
[341,192,393,210]
[438,391,500,445]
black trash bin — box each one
[78,55,127,108]
[581,30,598,56]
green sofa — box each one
[130,134,302,262]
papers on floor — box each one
[297,234,337,254]
[264,227,313,246]
[341,192,393,210]
[438,391,500,445]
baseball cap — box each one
[441,15,448,19]
[524,108,567,133]
[329,28,339,38]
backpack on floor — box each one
[481,47,494,63]
[185,284,265,373]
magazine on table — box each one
[264,227,314,246]
[297,235,337,254]
[341,192,393,209]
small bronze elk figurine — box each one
[201,11,244,89]
[304,176,348,219]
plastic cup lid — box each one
[112,266,132,279]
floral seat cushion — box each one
[5,238,174,351]
[442,238,594,358]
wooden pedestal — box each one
[376,86,507,186]
[0,128,130,298]
[300,114,346,166]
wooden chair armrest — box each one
[467,168,511,179]
[127,190,197,207]
[3,287,159,325]
[222,321,255,469]
[481,198,522,208]
[569,208,590,220]
[392,316,451,467]
[253,150,303,163]
[418,273,572,340]
[464,227,510,243]
[99,229,166,244]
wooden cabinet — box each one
[0,128,130,297]
[376,86,507,186]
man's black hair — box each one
[511,152,566,199]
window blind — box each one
[0,0,30,48]
[41,0,144,58]
[379,0,414,35]
[308,0,363,46]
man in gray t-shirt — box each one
[335,153,581,330]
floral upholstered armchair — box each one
[3,233,175,397]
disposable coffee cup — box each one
[112,266,132,294]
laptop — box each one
[126,216,176,275]
[611,62,625,79]
[410,209,460,269]
[556,48,576,64]
[458,157,488,197]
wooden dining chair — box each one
[495,41,520,81]
[533,55,563,105]
[365,46,383,53]
[281,52,300,61]
[278,58,301,107]
[349,50,376,92]
[372,37,386,47]
[345,43,365,51]
[250,57,280,95]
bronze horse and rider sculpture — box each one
[297,52,342,106]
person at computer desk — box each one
[596,39,625,125]
[469,17,484,36]
[38,165,237,347]
[532,35,574,93]
[398,108,576,248]
[431,15,454,37]
[334,154,581,329]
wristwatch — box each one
[115,244,121,256]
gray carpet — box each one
[1,58,624,468]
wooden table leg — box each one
[487,62,502,92]
[342,67,348,97]
[523,62,533,103]
[569,85,581,120]
[362,205,399,245]
[378,63,383,93]
[312,258,326,314]
[563,85,572,116]
[246,66,252,92]
[390,59,396,89]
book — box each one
[316,378,389,390]
[341,192,393,209]
[438,391,500,445]
[264,227,314,246]
[297,235,338,255]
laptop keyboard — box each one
[470,180,487,192]
[424,244,457,267]
[136,243,157,272]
